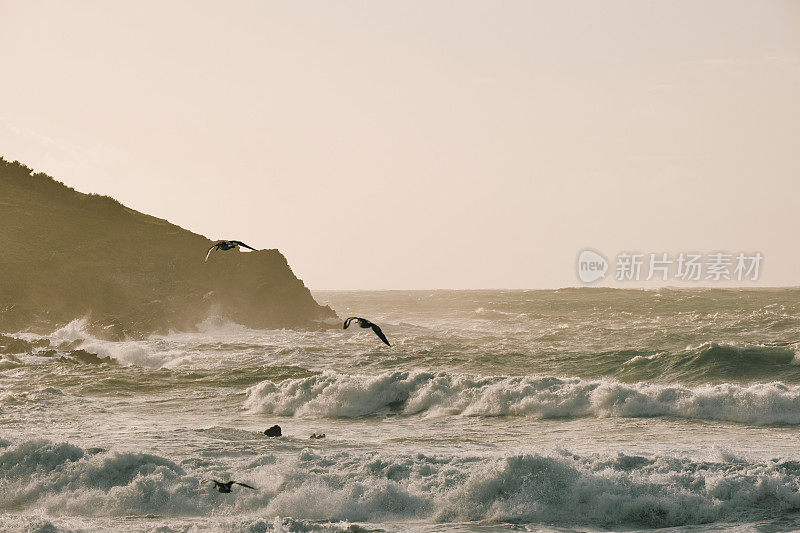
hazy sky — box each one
[1,1,798,289]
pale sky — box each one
[1,1,799,289]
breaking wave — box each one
[245,370,800,425]
[0,439,204,517]
[4,439,800,528]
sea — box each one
[2,288,800,532]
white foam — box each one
[49,318,92,344]
[3,438,800,528]
[245,371,800,425]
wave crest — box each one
[0,439,203,516]
[6,439,800,528]
[245,371,800,425]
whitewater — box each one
[2,288,800,532]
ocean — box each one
[2,288,800,532]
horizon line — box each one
[311,285,800,292]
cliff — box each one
[0,157,337,338]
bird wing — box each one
[204,244,218,263]
[232,241,257,251]
[234,482,257,490]
[343,317,357,329]
[371,324,391,347]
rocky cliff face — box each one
[0,158,337,338]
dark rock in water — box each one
[0,157,339,339]
[0,335,31,354]
[264,425,282,437]
[59,349,116,365]
[309,433,325,439]
[0,334,48,355]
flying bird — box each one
[202,479,257,493]
[343,317,391,347]
[204,240,257,262]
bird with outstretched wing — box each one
[343,317,391,347]
[204,240,257,263]
[202,479,257,493]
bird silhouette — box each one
[343,317,391,346]
[204,240,256,262]
[202,479,257,493]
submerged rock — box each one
[59,349,116,365]
[0,334,48,355]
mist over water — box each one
[2,288,800,532]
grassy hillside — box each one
[0,158,337,338]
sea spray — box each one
[5,439,800,528]
[245,371,800,425]
[4,289,800,531]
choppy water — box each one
[2,288,800,532]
